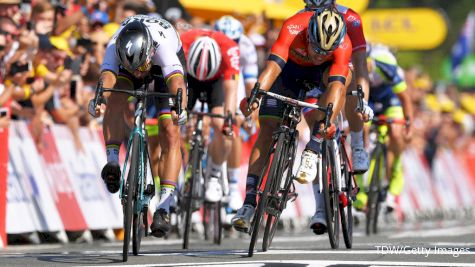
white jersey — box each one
[239,35,258,84]
[101,15,184,80]
[236,34,259,112]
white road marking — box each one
[75,259,475,267]
[389,225,475,239]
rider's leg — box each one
[299,70,351,234]
[226,115,244,211]
[345,77,370,173]
[101,78,132,193]
[297,69,351,183]
[205,106,233,202]
[386,106,406,211]
[151,113,182,237]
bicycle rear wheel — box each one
[182,144,201,249]
[366,145,383,236]
[339,142,353,249]
[322,141,340,249]
[123,135,140,262]
[204,201,222,245]
[262,131,297,252]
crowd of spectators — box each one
[0,0,474,168]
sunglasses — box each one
[136,60,151,72]
[309,41,332,56]
[0,29,19,38]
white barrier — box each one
[4,121,475,246]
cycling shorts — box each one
[259,60,330,119]
[187,76,224,111]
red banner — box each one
[0,124,8,247]
[35,129,88,231]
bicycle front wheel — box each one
[339,142,353,249]
[262,131,296,252]
[322,141,340,249]
[248,132,282,257]
[132,209,146,255]
[123,135,140,262]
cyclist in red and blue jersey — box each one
[304,0,374,174]
[232,7,352,235]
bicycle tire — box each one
[248,133,282,257]
[123,134,140,262]
[322,141,340,249]
[366,145,382,236]
[182,144,201,249]
[203,201,222,245]
[262,131,295,251]
[132,210,145,255]
[339,142,353,249]
[373,146,387,235]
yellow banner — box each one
[362,8,448,50]
[338,0,369,14]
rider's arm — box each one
[100,70,117,91]
[166,73,187,109]
[221,41,240,114]
[257,61,282,92]
[326,36,353,121]
[393,67,413,123]
[352,50,370,102]
[345,8,369,101]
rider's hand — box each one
[172,109,187,125]
[239,97,260,117]
[357,99,374,122]
[221,115,236,137]
[88,99,103,118]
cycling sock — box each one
[243,174,259,207]
[157,180,176,213]
[350,130,364,149]
[227,167,240,185]
[106,141,121,163]
[306,124,324,154]
[154,176,160,193]
[208,159,223,179]
[389,156,403,196]
[313,183,325,214]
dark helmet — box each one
[115,20,154,71]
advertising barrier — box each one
[2,121,475,247]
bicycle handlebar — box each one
[89,82,183,117]
[248,84,328,113]
[347,84,365,113]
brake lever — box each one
[176,88,183,116]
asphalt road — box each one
[1,221,475,267]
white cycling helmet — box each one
[304,0,335,9]
[214,15,244,41]
[187,36,222,81]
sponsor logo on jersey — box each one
[227,46,240,70]
[287,24,304,35]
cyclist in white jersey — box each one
[214,15,259,213]
[89,15,188,238]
